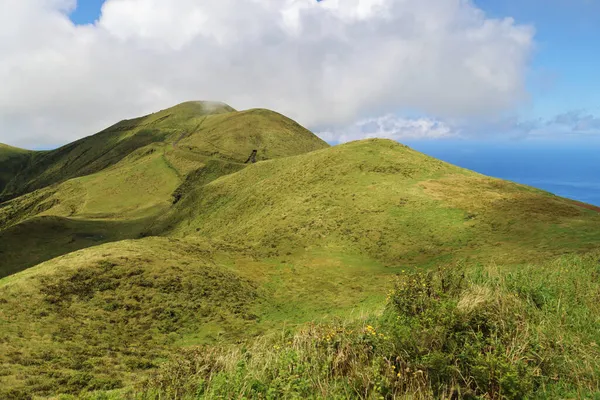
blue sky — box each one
[68,0,105,25]
[475,0,600,120]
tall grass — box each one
[142,253,600,399]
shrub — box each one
[142,260,600,399]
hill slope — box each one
[0,238,262,398]
[2,106,600,399]
[0,144,34,195]
[0,101,328,202]
[155,138,600,265]
[0,102,329,277]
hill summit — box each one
[0,101,328,202]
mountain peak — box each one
[0,143,30,153]
[159,100,236,117]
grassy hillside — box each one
[145,252,600,400]
[0,144,35,195]
[0,101,328,202]
[0,238,261,398]
[0,102,329,277]
[3,238,600,399]
[156,139,600,266]
[2,105,600,399]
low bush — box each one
[142,255,600,399]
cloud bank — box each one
[0,0,534,148]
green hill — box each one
[1,103,600,399]
[0,102,329,276]
[0,143,34,195]
[0,238,262,397]
[156,139,600,265]
[0,101,327,202]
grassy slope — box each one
[0,238,262,398]
[0,144,35,195]
[0,103,329,277]
[147,252,600,400]
[158,139,600,266]
[2,112,600,398]
[0,102,233,201]
[0,101,328,202]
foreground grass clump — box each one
[0,238,262,399]
[143,253,600,399]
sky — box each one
[1,0,600,148]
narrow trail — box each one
[573,200,600,213]
[173,116,208,149]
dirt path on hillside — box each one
[573,200,600,212]
[173,116,208,149]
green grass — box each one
[1,103,600,399]
[0,101,328,202]
[0,238,261,399]
[141,253,600,400]
[155,139,600,266]
[0,143,34,196]
[0,102,329,277]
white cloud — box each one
[319,115,456,143]
[0,0,534,148]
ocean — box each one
[405,140,600,207]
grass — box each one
[0,238,262,399]
[1,103,600,398]
[0,101,328,202]
[0,144,34,196]
[155,139,600,266]
[141,253,600,399]
[0,102,329,277]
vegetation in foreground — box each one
[143,253,600,400]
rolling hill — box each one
[1,102,599,399]
[0,143,34,195]
[0,101,327,202]
[153,138,600,265]
[0,101,329,277]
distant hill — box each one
[0,101,328,202]
[0,101,329,276]
[0,143,34,195]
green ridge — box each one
[0,102,329,276]
[0,143,34,195]
[156,138,600,265]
